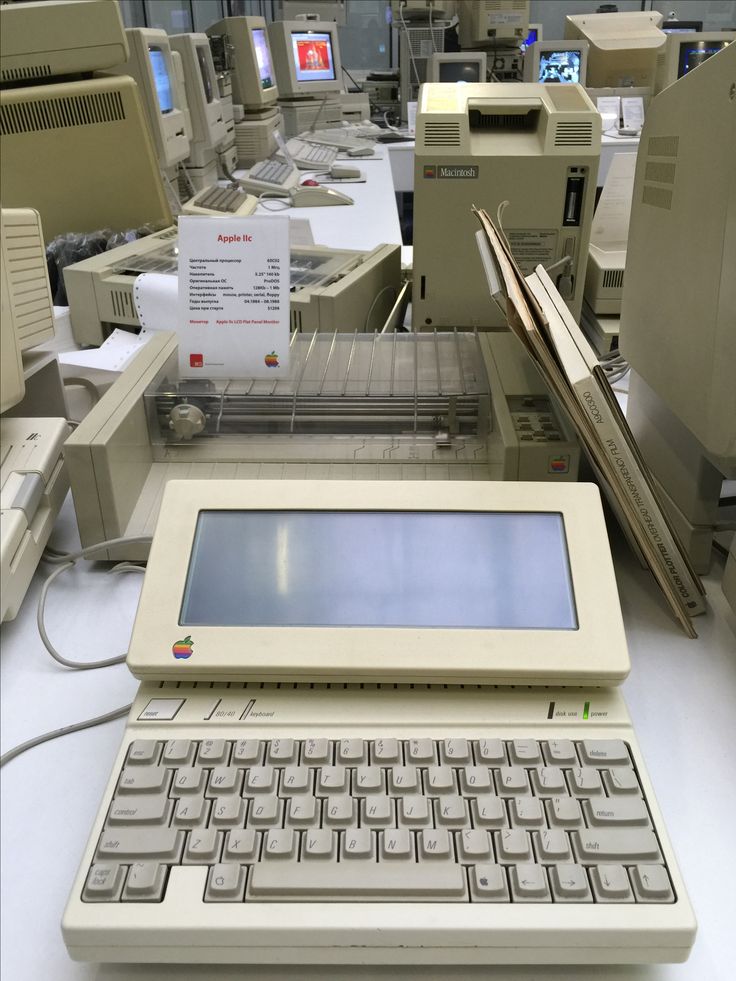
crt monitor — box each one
[206,16,279,111]
[169,34,226,152]
[111,28,189,169]
[426,52,487,83]
[521,23,543,51]
[268,19,343,98]
[661,20,702,33]
[653,32,735,93]
[565,11,665,89]
[524,41,588,84]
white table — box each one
[1,489,735,981]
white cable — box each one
[365,285,398,331]
[429,6,438,52]
[37,535,151,670]
[399,6,421,88]
[0,703,132,768]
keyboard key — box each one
[546,796,584,829]
[424,765,456,794]
[398,794,432,828]
[302,828,337,859]
[509,797,545,829]
[473,739,506,766]
[440,738,471,764]
[206,767,242,797]
[337,739,367,765]
[205,863,246,902]
[126,740,161,766]
[405,739,436,764]
[323,794,357,828]
[578,740,630,767]
[172,796,209,828]
[388,766,419,794]
[583,798,651,828]
[183,828,222,865]
[211,796,246,828]
[380,828,413,860]
[360,795,393,828]
[198,740,229,765]
[470,795,507,829]
[96,828,184,863]
[434,795,470,828]
[543,739,578,766]
[509,740,542,766]
[572,830,662,864]
[590,864,634,902]
[246,795,283,828]
[456,829,493,863]
[418,829,452,860]
[509,863,551,902]
[354,766,385,795]
[496,767,530,796]
[630,864,675,903]
[301,738,332,764]
[531,766,567,796]
[371,738,401,764]
[495,829,533,864]
[245,766,277,795]
[567,767,603,797]
[341,828,375,859]
[263,829,297,859]
[286,795,320,828]
[470,863,509,901]
[122,862,167,902]
[603,767,641,796]
[82,863,125,902]
[248,860,467,900]
[117,766,169,795]
[533,828,572,863]
[267,739,298,765]
[458,766,492,795]
[232,739,263,765]
[279,766,311,796]
[318,766,348,794]
[162,740,195,766]
[549,863,592,902]
[107,794,171,826]
[172,767,205,796]
[223,829,258,862]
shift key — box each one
[573,830,662,864]
[96,828,184,863]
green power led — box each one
[583,701,590,720]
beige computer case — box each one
[0,209,55,352]
[412,83,600,330]
[0,75,172,242]
[565,11,665,89]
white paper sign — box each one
[177,216,290,379]
[621,96,645,133]
[407,101,417,136]
[596,95,621,129]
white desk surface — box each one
[1,492,735,981]
[240,149,402,252]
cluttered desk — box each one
[1,1,735,979]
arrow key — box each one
[549,863,592,902]
[509,863,551,902]
[590,864,634,902]
[631,864,675,903]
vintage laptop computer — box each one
[62,479,696,965]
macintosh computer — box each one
[653,30,735,93]
[426,52,488,84]
[565,11,666,90]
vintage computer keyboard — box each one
[64,684,695,965]
[238,157,300,197]
[278,138,339,171]
[181,185,258,217]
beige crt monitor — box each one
[653,31,735,93]
[523,41,589,85]
[0,0,128,84]
[412,83,600,330]
[126,479,628,685]
[110,28,190,170]
[0,208,55,352]
[564,11,665,89]
[206,17,279,111]
[0,75,172,242]
[458,0,529,48]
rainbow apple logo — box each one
[172,635,194,659]
[265,351,279,368]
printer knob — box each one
[168,403,206,440]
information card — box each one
[177,215,290,379]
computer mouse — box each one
[330,164,362,180]
[290,186,354,207]
[346,145,375,158]
[301,179,320,186]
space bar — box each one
[249,861,467,900]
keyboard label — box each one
[177,216,290,380]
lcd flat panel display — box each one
[148,46,173,113]
[678,40,730,76]
[539,49,582,83]
[253,28,275,90]
[439,61,483,83]
[291,31,336,83]
[180,510,578,629]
